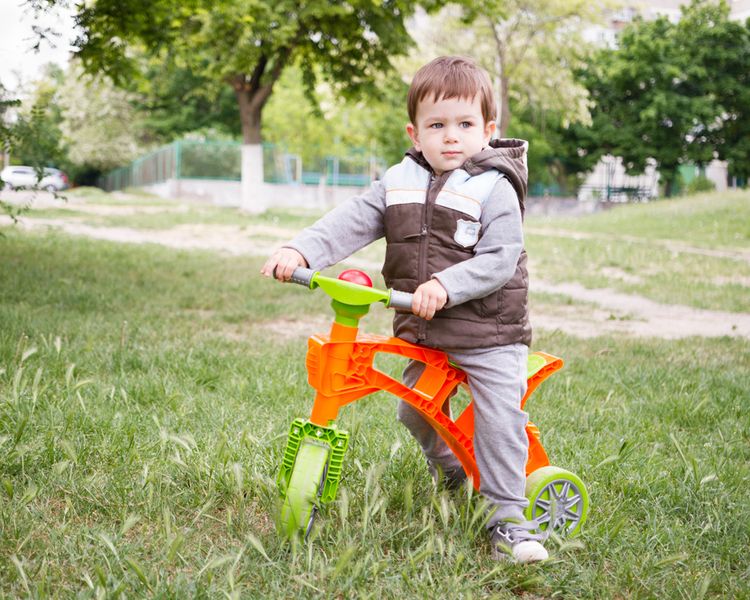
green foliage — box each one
[57,62,145,173]
[71,0,416,142]
[685,174,716,195]
[7,70,67,169]
[129,56,240,143]
[262,65,409,168]
[0,84,21,162]
[675,0,750,180]
[507,108,596,194]
[423,1,606,136]
[570,0,750,195]
[0,74,65,218]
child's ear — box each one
[406,123,421,151]
[484,119,497,143]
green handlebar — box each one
[289,267,413,310]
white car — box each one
[0,165,69,191]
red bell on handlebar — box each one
[338,269,373,287]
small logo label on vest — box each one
[454,219,480,247]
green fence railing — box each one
[99,140,383,191]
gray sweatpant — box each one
[397,343,529,526]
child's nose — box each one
[443,126,459,142]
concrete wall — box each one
[140,178,370,210]
[578,155,660,201]
[579,155,731,200]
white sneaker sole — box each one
[512,541,549,563]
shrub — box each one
[685,174,716,195]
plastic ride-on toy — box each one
[276,267,589,541]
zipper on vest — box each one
[417,176,434,342]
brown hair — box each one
[407,56,496,125]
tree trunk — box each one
[234,84,265,213]
[234,85,264,145]
[662,170,678,197]
[499,75,511,138]
[489,19,512,139]
[233,80,267,213]
[229,55,286,212]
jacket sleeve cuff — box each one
[431,272,462,308]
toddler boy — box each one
[261,56,547,563]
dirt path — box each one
[531,281,750,339]
[3,210,749,341]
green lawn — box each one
[1,220,748,598]
[20,188,750,314]
[528,190,750,249]
[525,191,750,313]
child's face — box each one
[406,94,495,175]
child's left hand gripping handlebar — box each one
[284,267,414,311]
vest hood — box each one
[405,138,529,212]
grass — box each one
[18,187,750,314]
[525,190,750,313]
[1,224,749,598]
[528,190,750,250]
[525,234,750,313]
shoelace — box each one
[494,520,546,543]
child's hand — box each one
[412,279,448,320]
[261,248,307,281]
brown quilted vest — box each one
[382,143,531,349]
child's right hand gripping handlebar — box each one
[285,267,414,311]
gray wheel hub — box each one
[530,479,585,535]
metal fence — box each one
[99,140,383,191]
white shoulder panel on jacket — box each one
[383,157,430,207]
[435,169,503,220]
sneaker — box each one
[489,520,549,563]
[428,460,467,491]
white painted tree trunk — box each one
[240,144,266,213]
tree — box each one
[262,65,410,169]
[572,0,749,196]
[673,1,750,181]
[128,56,240,145]
[1,85,22,217]
[1,83,20,169]
[57,62,146,173]
[6,64,67,171]
[0,76,65,220]
[58,0,416,211]
[421,1,608,137]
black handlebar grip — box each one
[289,267,316,288]
[388,290,414,311]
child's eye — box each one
[429,123,443,129]
[459,121,473,128]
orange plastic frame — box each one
[306,322,563,490]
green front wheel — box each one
[279,441,330,540]
[525,466,589,537]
